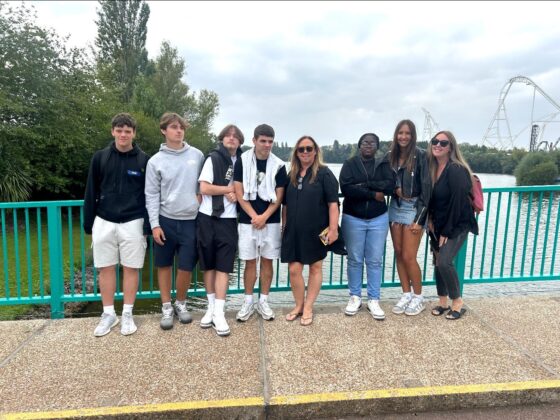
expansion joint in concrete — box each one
[0,320,51,370]
[466,303,560,378]
[257,317,271,419]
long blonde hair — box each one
[288,135,325,186]
[426,130,473,184]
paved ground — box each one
[1,293,560,419]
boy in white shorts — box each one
[83,113,150,337]
[234,124,287,322]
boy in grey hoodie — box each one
[145,113,204,330]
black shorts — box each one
[196,213,238,273]
[154,216,198,271]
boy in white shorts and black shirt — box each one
[145,113,204,330]
[83,113,150,337]
[197,124,244,337]
[234,124,287,322]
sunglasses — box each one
[297,146,314,153]
[431,139,450,147]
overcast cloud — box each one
[30,1,560,148]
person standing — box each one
[384,120,431,316]
[83,113,150,337]
[281,136,340,326]
[427,131,478,320]
[197,124,244,336]
[234,124,287,322]
[145,113,204,330]
[340,133,394,320]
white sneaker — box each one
[256,300,275,320]
[212,312,231,336]
[173,301,192,324]
[405,296,426,316]
[120,312,137,336]
[392,294,413,314]
[94,312,119,337]
[236,301,255,322]
[367,299,385,320]
[200,303,214,329]
[160,305,174,330]
[344,295,362,316]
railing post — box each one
[47,205,64,319]
[455,238,468,296]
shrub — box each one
[514,152,559,185]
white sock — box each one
[103,305,116,316]
[214,299,225,314]
[207,293,216,305]
[122,304,133,315]
[414,294,423,300]
[259,294,268,304]
[244,294,254,304]
[175,299,186,306]
[404,292,412,298]
[162,302,172,310]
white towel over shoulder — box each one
[241,148,285,203]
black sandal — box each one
[446,308,466,320]
[431,306,450,316]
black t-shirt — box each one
[233,158,288,224]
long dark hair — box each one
[390,120,417,173]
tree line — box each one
[0,0,219,202]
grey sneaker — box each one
[405,296,426,316]
[200,303,214,329]
[212,312,231,336]
[160,305,174,330]
[344,295,362,316]
[94,312,119,337]
[367,299,385,320]
[174,301,193,324]
[120,312,137,336]
[236,301,255,322]
[392,294,413,315]
[256,300,275,320]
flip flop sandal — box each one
[300,314,314,326]
[285,312,303,322]
[446,308,466,320]
[431,306,450,316]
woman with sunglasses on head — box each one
[340,133,394,320]
[384,120,431,316]
[427,131,478,320]
[281,136,340,326]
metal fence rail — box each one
[1,185,559,318]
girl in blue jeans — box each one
[340,133,395,320]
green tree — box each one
[514,152,559,185]
[0,2,115,200]
[131,41,219,155]
[95,0,150,103]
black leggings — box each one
[434,230,468,300]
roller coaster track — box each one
[482,76,560,150]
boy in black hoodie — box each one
[83,113,150,337]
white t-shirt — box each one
[198,156,238,218]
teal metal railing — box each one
[1,185,560,318]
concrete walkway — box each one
[1,294,560,419]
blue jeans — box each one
[341,212,389,300]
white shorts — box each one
[238,223,281,261]
[92,217,146,269]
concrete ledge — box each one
[4,380,560,420]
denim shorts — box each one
[388,197,418,226]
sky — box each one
[28,1,560,149]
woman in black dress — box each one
[281,136,340,326]
[427,130,478,320]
